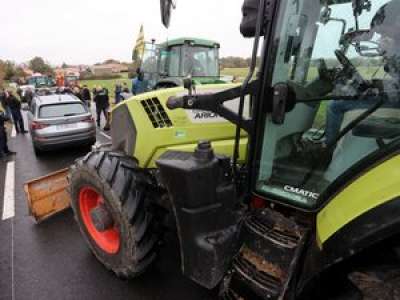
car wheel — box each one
[33,145,43,156]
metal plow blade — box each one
[24,168,71,223]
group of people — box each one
[54,84,111,130]
[0,89,27,134]
[0,109,15,160]
[114,82,130,104]
[56,84,92,107]
[64,84,113,131]
[0,89,25,160]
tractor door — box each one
[141,42,160,90]
[251,0,400,210]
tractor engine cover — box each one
[156,141,242,289]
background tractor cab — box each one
[27,74,55,88]
[158,0,400,298]
[138,37,227,92]
[18,74,56,101]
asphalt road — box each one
[0,111,216,300]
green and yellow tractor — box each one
[137,37,230,93]
[30,0,400,299]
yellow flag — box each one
[132,25,145,62]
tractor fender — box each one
[298,196,400,296]
[297,154,400,295]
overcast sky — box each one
[0,0,253,66]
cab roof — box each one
[159,37,220,48]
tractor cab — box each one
[253,0,400,210]
[139,37,224,91]
[27,74,55,88]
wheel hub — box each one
[90,204,114,232]
[79,187,121,254]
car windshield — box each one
[255,0,400,209]
[39,103,86,118]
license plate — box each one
[56,123,77,130]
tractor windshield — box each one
[255,0,400,209]
[28,76,52,87]
[159,45,219,77]
[182,46,219,77]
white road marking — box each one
[2,161,15,220]
[11,218,15,300]
[11,127,16,138]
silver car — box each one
[27,94,96,154]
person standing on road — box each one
[0,88,13,123]
[115,82,122,104]
[81,85,91,107]
[122,82,130,93]
[24,87,34,106]
[0,109,16,160]
[131,68,146,95]
[5,90,27,134]
[73,86,83,101]
[93,86,110,131]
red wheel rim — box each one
[79,187,120,254]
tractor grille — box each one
[140,98,173,128]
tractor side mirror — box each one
[240,0,273,37]
[340,29,380,57]
[341,29,372,44]
[271,83,296,125]
[160,0,175,28]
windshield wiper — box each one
[63,113,79,116]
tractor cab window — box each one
[182,46,219,77]
[141,43,158,74]
[256,0,400,209]
[159,46,181,77]
[28,76,50,87]
[141,43,159,89]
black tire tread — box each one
[69,150,160,278]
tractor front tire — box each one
[69,150,160,278]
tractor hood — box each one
[110,82,247,168]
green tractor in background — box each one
[137,37,230,93]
